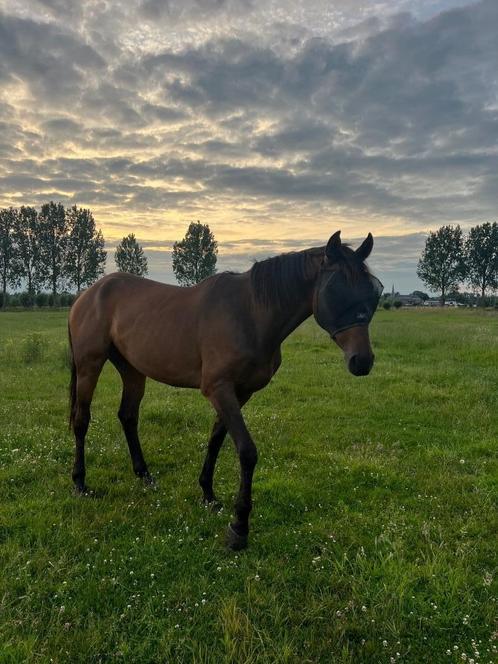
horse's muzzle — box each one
[347,353,374,376]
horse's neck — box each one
[259,255,321,349]
[272,293,315,344]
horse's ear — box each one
[325,231,342,260]
[355,233,373,261]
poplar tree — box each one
[172,221,218,286]
[464,222,498,302]
[417,225,466,305]
[14,205,42,301]
[0,207,21,309]
[66,206,107,292]
[38,201,68,299]
[115,233,148,276]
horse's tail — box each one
[68,322,77,430]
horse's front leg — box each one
[199,417,227,506]
[206,383,258,550]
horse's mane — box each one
[250,244,370,309]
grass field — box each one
[0,308,497,663]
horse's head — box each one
[313,231,383,377]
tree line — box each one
[417,223,498,305]
[0,203,218,309]
[0,202,106,308]
[6,202,493,310]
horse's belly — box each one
[113,319,202,388]
[138,357,201,388]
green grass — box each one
[0,308,497,663]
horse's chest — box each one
[238,352,281,392]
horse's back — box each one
[70,273,175,335]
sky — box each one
[1,0,497,292]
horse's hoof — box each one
[140,473,156,487]
[73,484,91,496]
[225,524,248,551]
[203,497,223,512]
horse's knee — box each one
[118,409,138,429]
[235,494,252,515]
[240,443,258,469]
[73,405,90,439]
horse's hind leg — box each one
[110,351,151,482]
[118,372,150,481]
[72,358,105,494]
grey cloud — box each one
[252,121,334,156]
[184,139,250,159]
[42,118,84,135]
[0,13,105,101]
[139,0,253,22]
[141,103,187,123]
[33,0,84,20]
[0,174,48,191]
[0,173,98,194]
[144,38,285,114]
[80,83,146,128]
[0,143,21,158]
[142,0,498,160]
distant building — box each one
[388,286,423,306]
[396,294,423,306]
[423,299,465,307]
[424,297,467,307]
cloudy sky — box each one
[1,0,497,291]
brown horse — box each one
[68,230,382,549]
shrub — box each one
[60,292,75,307]
[0,338,16,364]
[8,294,20,307]
[59,342,72,369]
[48,293,60,308]
[21,333,47,364]
[20,291,34,308]
[35,292,49,307]
[383,301,392,310]
[394,300,403,309]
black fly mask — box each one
[314,270,383,337]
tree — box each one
[66,206,107,292]
[411,290,429,301]
[115,233,148,276]
[14,205,43,301]
[0,207,21,309]
[38,201,68,299]
[417,225,466,305]
[172,221,218,286]
[464,222,498,303]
